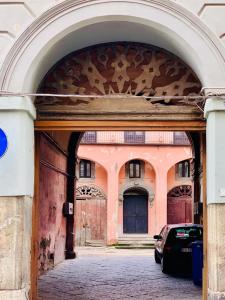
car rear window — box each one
[166,227,203,245]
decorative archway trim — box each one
[1,0,225,93]
[167,185,192,197]
[119,181,154,205]
[76,184,106,199]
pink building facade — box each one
[76,131,193,246]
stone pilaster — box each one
[155,170,167,233]
[205,93,225,300]
[107,169,119,245]
[0,97,36,299]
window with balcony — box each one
[129,160,141,178]
[79,159,92,178]
[173,132,190,145]
[176,160,190,178]
[81,131,97,144]
[124,131,145,144]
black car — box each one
[154,224,203,274]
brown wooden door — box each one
[75,197,106,246]
[167,196,192,224]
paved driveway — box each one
[38,247,202,300]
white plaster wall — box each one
[0,97,35,196]
[0,0,224,73]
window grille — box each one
[81,131,97,143]
[124,131,145,144]
[173,132,190,145]
[176,160,190,178]
[79,160,92,178]
[129,160,141,178]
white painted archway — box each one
[1,0,225,93]
[1,1,225,299]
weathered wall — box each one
[0,196,32,292]
[75,197,106,245]
[77,143,192,238]
[38,133,67,275]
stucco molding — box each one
[119,181,154,206]
[1,0,225,91]
[76,184,106,199]
[204,97,225,119]
[0,96,36,119]
[167,185,192,197]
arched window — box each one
[79,159,92,178]
[176,160,190,178]
[129,160,141,178]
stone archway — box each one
[1,1,225,299]
[30,42,206,299]
[1,0,225,93]
[119,181,154,206]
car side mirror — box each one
[153,235,162,240]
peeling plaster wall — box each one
[38,134,67,275]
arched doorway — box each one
[34,41,204,295]
[123,188,148,234]
[1,0,225,297]
[167,185,192,224]
[75,185,107,246]
[2,0,223,294]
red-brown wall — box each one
[38,134,67,275]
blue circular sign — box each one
[0,129,8,158]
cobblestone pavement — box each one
[38,247,202,300]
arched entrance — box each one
[1,1,225,299]
[35,42,202,121]
[167,185,192,224]
[123,188,148,234]
[34,41,205,299]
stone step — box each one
[117,235,155,249]
[117,241,154,245]
[85,240,105,247]
[115,245,155,249]
[118,236,155,245]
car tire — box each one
[154,249,161,264]
[161,257,170,274]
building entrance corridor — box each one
[31,39,207,299]
[2,1,225,299]
[34,127,204,300]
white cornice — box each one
[0,96,36,119]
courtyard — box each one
[38,247,202,300]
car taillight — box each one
[164,246,172,252]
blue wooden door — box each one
[123,195,148,233]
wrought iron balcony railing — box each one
[80,131,190,145]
